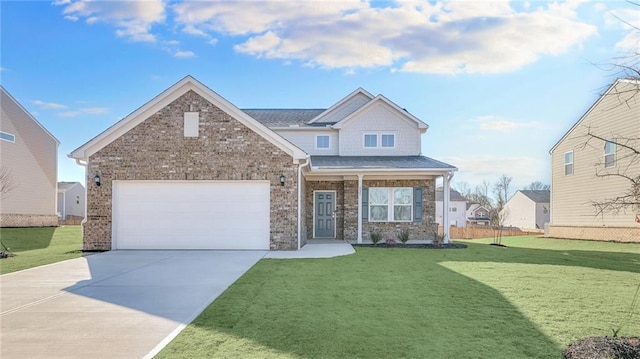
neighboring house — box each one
[0,86,59,227]
[548,78,640,241]
[466,203,490,226]
[435,188,467,227]
[57,182,85,220]
[502,190,550,230]
[69,76,457,251]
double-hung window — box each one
[316,135,330,149]
[604,140,616,168]
[564,151,573,175]
[364,134,377,148]
[369,187,412,222]
[381,134,395,148]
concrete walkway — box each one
[0,251,266,359]
[0,242,355,359]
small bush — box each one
[397,229,410,244]
[432,232,445,247]
[384,238,397,246]
[370,232,382,245]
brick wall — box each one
[0,214,59,227]
[547,225,640,243]
[85,90,299,250]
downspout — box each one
[297,156,310,250]
[443,170,454,244]
[74,158,88,231]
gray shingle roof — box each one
[58,182,81,191]
[435,189,467,202]
[519,190,550,203]
[310,156,456,169]
[242,109,326,128]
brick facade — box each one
[84,90,299,250]
[305,178,437,241]
[0,214,58,227]
[547,225,640,243]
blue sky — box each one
[1,0,637,192]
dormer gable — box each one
[308,88,374,125]
[331,95,428,132]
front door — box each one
[314,191,335,238]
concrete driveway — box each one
[0,250,267,359]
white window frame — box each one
[369,187,413,222]
[184,112,199,138]
[364,133,378,148]
[449,207,457,212]
[604,140,616,168]
[564,151,573,176]
[0,131,15,143]
[316,135,330,149]
[381,134,395,148]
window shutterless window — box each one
[381,134,395,148]
[564,151,573,175]
[0,131,15,142]
[316,135,330,149]
[604,140,616,168]
[369,187,412,222]
[364,134,377,148]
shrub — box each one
[397,229,410,244]
[432,232,445,247]
[384,238,397,246]
[370,232,382,245]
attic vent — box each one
[184,112,199,137]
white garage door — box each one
[112,181,270,250]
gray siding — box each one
[276,129,339,155]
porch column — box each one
[442,172,452,244]
[357,174,363,244]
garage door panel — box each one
[113,181,270,250]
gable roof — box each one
[550,78,638,154]
[435,189,467,202]
[331,94,428,132]
[243,109,326,128]
[0,86,60,145]
[308,88,374,124]
[518,190,550,203]
[58,182,83,192]
[69,76,307,161]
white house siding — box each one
[503,192,547,230]
[58,184,85,219]
[550,80,639,229]
[0,88,58,226]
[276,129,339,155]
[314,93,370,123]
[338,102,421,156]
[436,200,467,227]
[535,203,550,230]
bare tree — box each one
[0,167,16,199]
[490,174,512,245]
[524,181,550,191]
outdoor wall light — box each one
[279,174,285,186]
[94,174,101,187]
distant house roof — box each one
[310,156,456,170]
[435,189,467,202]
[519,190,550,203]
[57,182,83,192]
[242,109,326,128]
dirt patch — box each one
[352,243,467,249]
[564,337,640,359]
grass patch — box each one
[0,226,83,274]
[156,236,640,359]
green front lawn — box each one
[157,237,640,359]
[0,226,84,274]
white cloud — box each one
[172,0,597,74]
[174,50,196,58]
[33,100,67,109]
[473,115,539,132]
[208,38,218,46]
[57,107,108,118]
[55,0,166,43]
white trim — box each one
[564,150,574,176]
[381,133,395,148]
[604,139,616,168]
[357,174,363,244]
[312,190,337,238]
[69,76,306,161]
[367,187,413,223]
[363,133,378,148]
[315,134,330,150]
[0,131,16,143]
[332,95,428,131]
[308,88,374,124]
[297,157,310,250]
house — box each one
[548,78,640,241]
[0,86,59,227]
[435,188,467,227]
[69,76,457,251]
[501,190,550,230]
[57,182,85,220]
[466,203,490,226]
